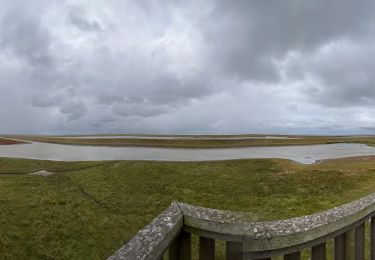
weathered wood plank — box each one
[312,243,326,260]
[284,251,301,260]
[199,236,215,260]
[371,217,375,260]
[169,238,178,260]
[334,233,346,260]
[226,241,243,260]
[355,223,365,260]
[177,231,191,260]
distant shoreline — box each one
[2,134,375,149]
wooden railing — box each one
[108,193,375,260]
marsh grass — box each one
[2,156,375,258]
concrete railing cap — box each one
[179,193,375,250]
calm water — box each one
[1,142,375,164]
[62,135,298,140]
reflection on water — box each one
[1,142,375,164]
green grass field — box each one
[2,156,375,259]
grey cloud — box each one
[113,102,169,118]
[203,0,375,83]
[283,38,375,107]
[2,0,375,134]
[31,96,59,108]
[60,100,88,121]
[68,6,102,32]
[0,2,53,67]
[89,114,118,128]
[361,127,375,131]
[96,95,125,105]
[30,88,78,108]
[143,74,214,105]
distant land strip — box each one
[0,137,27,145]
[3,134,375,148]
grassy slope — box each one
[2,157,375,259]
[7,135,375,148]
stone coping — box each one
[108,193,375,258]
[108,202,183,260]
[180,193,375,250]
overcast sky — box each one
[1,0,375,135]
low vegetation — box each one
[2,156,375,258]
[6,134,375,148]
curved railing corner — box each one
[108,193,375,260]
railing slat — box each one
[226,241,243,260]
[372,217,375,260]
[355,223,365,260]
[334,233,346,260]
[199,236,215,260]
[347,229,354,260]
[177,231,191,260]
[284,251,301,260]
[312,243,326,260]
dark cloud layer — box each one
[1,0,375,134]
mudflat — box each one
[0,138,24,145]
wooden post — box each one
[226,241,243,260]
[312,243,326,260]
[177,231,191,260]
[169,238,178,260]
[199,236,215,260]
[284,251,301,260]
[371,217,375,260]
[334,233,346,260]
[355,223,365,260]
[346,229,355,260]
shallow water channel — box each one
[62,135,298,140]
[1,142,375,164]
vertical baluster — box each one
[177,231,191,260]
[199,236,215,260]
[226,241,243,260]
[312,243,326,260]
[355,223,365,260]
[371,217,375,260]
[284,251,301,260]
[346,229,355,260]
[334,233,346,260]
